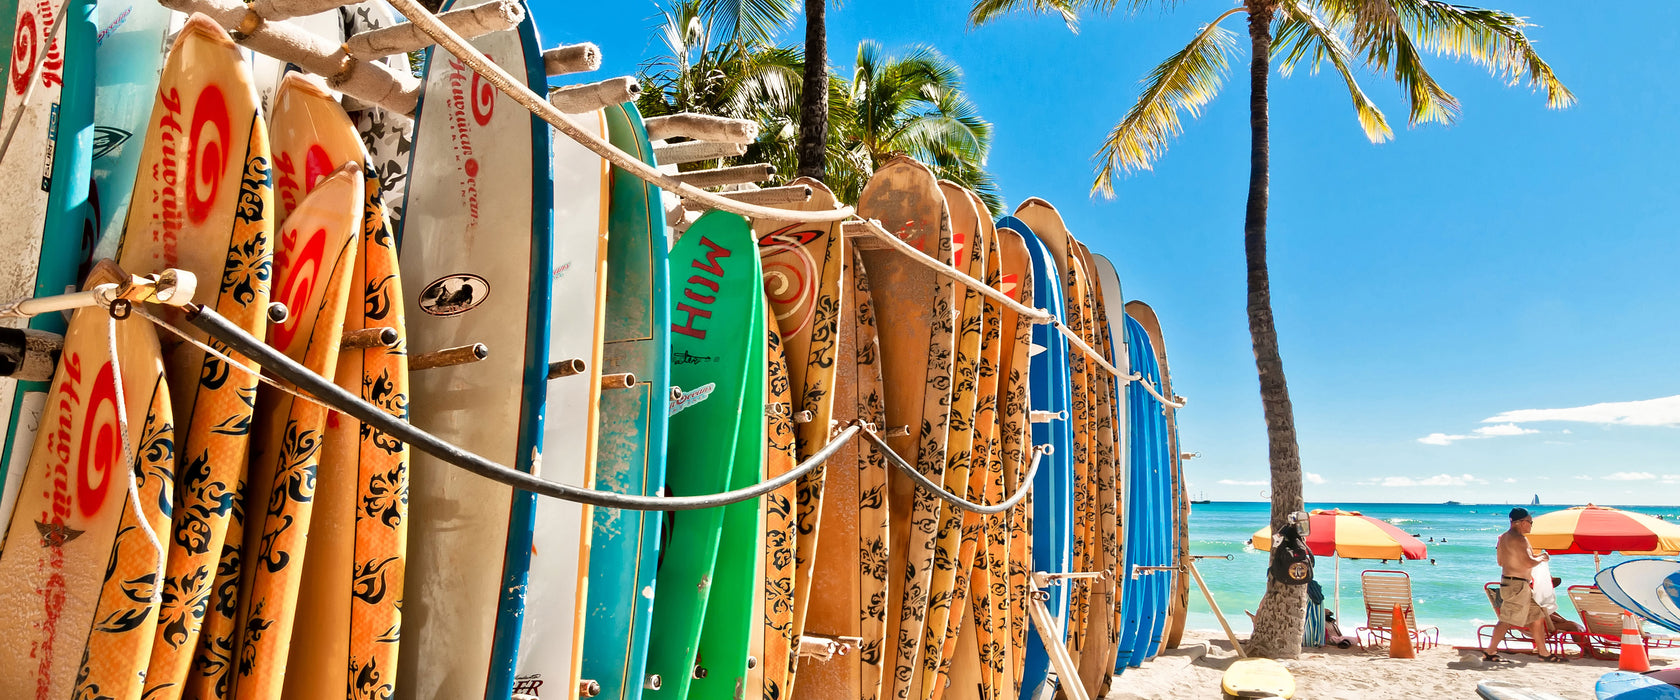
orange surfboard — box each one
[992,229,1036,697]
[265,74,411,700]
[123,16,275,700]
[0,264,172,699]
[230,163,362,700]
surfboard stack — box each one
[0,2,1191,699]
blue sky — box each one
[536,2,1680,505]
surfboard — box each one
[792,244,890,700]
[992,227,1037,699]
[340,0,414,229]
[514,107,609,700]
[994,215,1071,699]
[643,210,762,700]
[750,308,798,700]
[265,73,409,700]
[395,1,552,696]
[124,17,274,699]
[91,0,171,259]
[228,162,361,700]
[755,177,846,700]
[1477,680,1573,700]
[1089,254,1135,668]
[1074,242,1123,681]
[855,155,956,700]
[0,0,96,549]
[690,241,768,700]
[580,99,670,700]
[1598,559,1680,634]
[1124,300,1180,662]
[0,262,171,698]
[1119,312,1170,670]
[1645,668,1680,687]
[937,206,1005,700]
[915,180,985,700]
[1065,243,1118,692]
[1011,200,1097,677]
[1221,658,1294,699]
[1598,671,1680,700]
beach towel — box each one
[1532,561,1557,613]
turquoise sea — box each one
[1180,502,1680,645]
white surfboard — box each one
[514,107,609,698]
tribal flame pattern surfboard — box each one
[127,17,274,699]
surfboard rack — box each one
[1029,410,1067,424]
[267,302,291,324]
[410,342,488,371]
[669,164,777,190]
[547,358,587,379]
[656,140,749,166]
[601,372,637,390]
[544,44,602,76]
[643,674,663,690]
[796,634,859,661]
[1026,576,1091,700]
[1130,564,1177,580]
[578,679,601,698]
[1035,571,1111,585]
[0,268,199,319]
[646,114,760,145]
[549,78,641,115]
[854,427,1042,515]
[341,326,400,349]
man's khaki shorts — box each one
[1498,579,1545,626]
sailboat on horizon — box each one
[1532,494,1541,506]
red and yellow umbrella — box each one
[1529,505,1680,560]
[1253,509,1428,560]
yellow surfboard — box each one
[0,264,172,698]
[124,16,275,700]
[992,229,1036,697]
[231,163,362,700]
[1065,244,1118,698]
[267,74,410,700]
[856,156,956,700]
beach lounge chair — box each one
[1568,585,1680,651]
[1354,570,1439,651]
[1475,582,1574,656]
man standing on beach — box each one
[1481,508,1560,663]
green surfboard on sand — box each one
[644,210,765,700]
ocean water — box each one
[1179,501,1680,645]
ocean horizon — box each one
[1179,501,1679,646]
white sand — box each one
[1105,630,1678,699]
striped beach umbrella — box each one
[1254,509,1427,619]
[1529,505,1680,568]
[1253,509,1429,560]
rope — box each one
[0,0,71,164]
[129,305,337,415]
[380,0,853,224]
[183,302,866,511]
[856,427,1041,515]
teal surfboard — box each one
[90,0,170,257]
[644,210,764,700]
[582,100,671,700]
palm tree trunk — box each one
[1240,0,1307,660]
[796,0,828,180]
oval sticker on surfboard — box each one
[418,273,490,316]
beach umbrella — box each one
[1528,504,1680,570]
[1254,509,1429,619]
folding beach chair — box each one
[1475,582,1575,656]
[1354,570,1439,651]
[1569,585,1680,651]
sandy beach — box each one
[1107,630,1679,699]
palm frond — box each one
[1274,0,1391,143]
[1389,0,1573,109]
[968,0,1082,30]
[1092,8,1240,196]
[699,0,799,46]
[1328,0,1460,125]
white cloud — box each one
[1662,475,1680,485]
[1603,472,1656,481]
[1474,424,1540,437]
[1503,478,1518,484]
[1418,433,1469,446]
[1367,473,1487,487]
[1484,395,1680,428]
[1305,472,1326,485]
[1573,475,1594,481]
[1218,479,1267,486]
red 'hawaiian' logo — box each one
[10,9,36,96]
[272,227,328,350]
[186,85,232,224]
[75,361,121,518]
[275,144,338,215]
[470,70,494,126]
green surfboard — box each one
[643,210,764,700]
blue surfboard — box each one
[998,215,1073,699]
[1119,315,1172,669]
[1598,671,1680,700]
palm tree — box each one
[637,0,803,122]
[971,0,1571,658]
[797,0,829,180]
